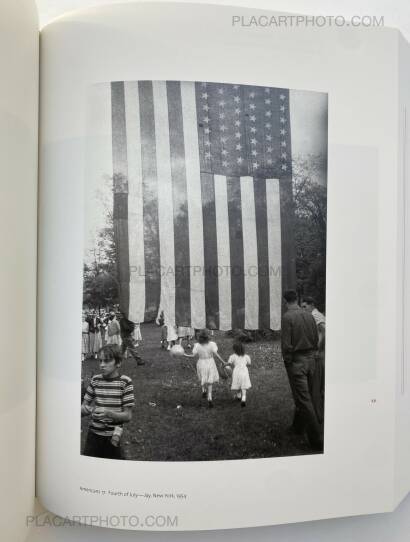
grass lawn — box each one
[81,323,317,460]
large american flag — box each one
[111,80,295,331]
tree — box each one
[292,155,327,312]
[83,213,119,310]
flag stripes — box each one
[240,176,259,330]
[167,81,191,327]
[253,178,271,329]
[266,178,282,330]
[201,172,220,329]
[139,81,161,320]
[180,82,206,329]
[153,81,176,326]
[227,176,245,329]
[214,175,231,331]
[111,82,130,314]
[125,82,145,323]
[112,80,290,331]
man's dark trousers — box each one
[121,336,143,364]
[285,351,323,451]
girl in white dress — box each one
[106,313,121,346]
[184,329,225,408]
[227,341,251,407]
[81,316,89,361]
[92,318,102,357]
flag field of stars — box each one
[195,82,292,179]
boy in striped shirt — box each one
[81,344,134,459]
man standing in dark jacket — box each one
[281,290,323,451]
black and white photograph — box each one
[80,79,328,461]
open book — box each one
[2,0,410,538]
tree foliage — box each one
[292,155,327,312]
[83,212,119,310]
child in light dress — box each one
[184,329,226,408]
[226,341,251,407]
[106,312,121,346]
[81,315,89,361]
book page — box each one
[37,2,402,530]
[0,0,39,540]
[395,32,410,506]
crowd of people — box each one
[81,310,143,362]
[81,291,326,459]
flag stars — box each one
[201,82,207,88]
[197,81,297,173]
